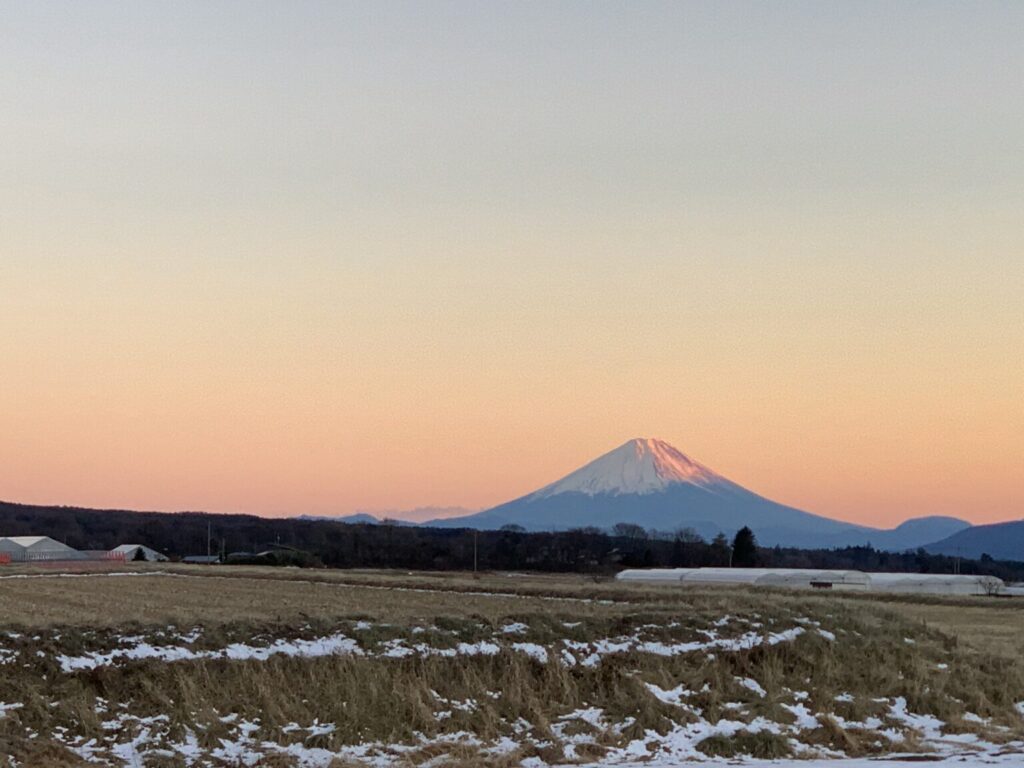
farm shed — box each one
[111,544,168,562]
[0,536,87,562]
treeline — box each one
[1,500,1022,581]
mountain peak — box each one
[530,438,724,499]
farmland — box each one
[1,565,1023,767]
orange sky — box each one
[1,4,1022,528]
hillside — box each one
[924,519,1024,560]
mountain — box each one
[298,507,474,525]
[296,513,382,525]
[426,438,970,550]
[923,520,1024,561]
[868,516,971,551]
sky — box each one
[1,1,1022,528]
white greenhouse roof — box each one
[2,536,52,547]
[0,536,78,550]
[615,567,1009,595]
[865,572,997,584]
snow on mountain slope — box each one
[530,438,723,498]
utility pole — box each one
[473,530,478,575]
[207,521,211,558]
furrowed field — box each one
[1,566,1023,767]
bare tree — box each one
[978,575,1003,597]
[612,522,648,541]
[673,527,704,544]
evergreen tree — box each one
[710,533,731,566]
[732,526,758,567]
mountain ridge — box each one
[923,519,1024,560]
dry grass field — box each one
[1,564,1023,767]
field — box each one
[1,565,1023,767]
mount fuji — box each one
[427,438,969,550]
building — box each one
[0,536,87,562]
[110,544,169,563]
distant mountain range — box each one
[5,438,1015,558]
[423,438,975,551]
[923,520,1024,560]
[297,507,475,526]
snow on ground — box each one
[56,632,364,672]
[0,570,178,580]
[38,672,1024,768]
[736,676,767,697]
[48,708,1024,768]
[576,756,1024,767]
[49,618,811,673]
[10,610,1024,767]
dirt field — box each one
[0,568,630,627]
[4,564,1021,650]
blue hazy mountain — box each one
[298,507,475,526]
[296,512,383,524]
[870,516,971,551]
[923,520,1024,561]
[426,438,971,550]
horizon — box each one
[3,3,1022,528]
[2,435,1017,531]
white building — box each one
[0,536,87,562]
[110,544,169,563]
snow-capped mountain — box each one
[427,438,970,549]
[528,438,722,498]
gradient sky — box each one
[2,2,1022,527]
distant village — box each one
[0,535,229,565]
[2,533,1022,598]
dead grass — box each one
[0,570,632,628]
[697,730,792,759]
[4,563,1022,641]
[894,602,1024,658]
[1,565,1023,766]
